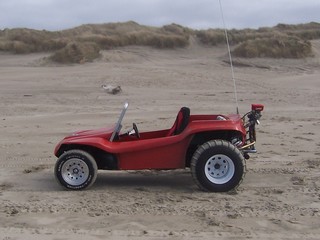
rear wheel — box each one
[54,150,98,190]
[191,140,245,192]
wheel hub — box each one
[214,163,221,169]
[61,158,89,186]
[204,154,235,184]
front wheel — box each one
[191,140,245,192]
[54,150,98,190]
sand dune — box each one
[0,40,320,239]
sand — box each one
[0,40,320,239]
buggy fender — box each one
[184,117,246,137]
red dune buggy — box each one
[54,102,264,192]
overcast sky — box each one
[0,0,319,31]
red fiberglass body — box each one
[54,103,264,191]
[54,112,246,170]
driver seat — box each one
[167,107,190,136]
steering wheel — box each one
[132,123,140,139]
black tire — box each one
[191,140,245,192]
[54,149,98,190]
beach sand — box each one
[0,40,320,239]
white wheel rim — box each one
[204,154,235,184]
[61,158,89,186]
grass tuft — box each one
[49,42,100,63]
[232,34,313,58]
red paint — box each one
[54,109,255,171]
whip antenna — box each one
[218,0,239,114]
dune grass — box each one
[196,22,319,58]
[0,22,191,63]
[0,21,319,63]
[232,34,313,58]
[49,42,100,64]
